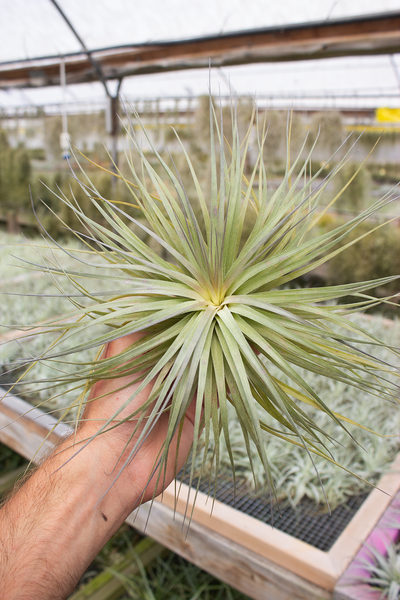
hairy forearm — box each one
[0,332,195,600]
[0,429,142,600]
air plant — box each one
[3,99,400,508]
[196,313,400,509]
[359,542,400,600]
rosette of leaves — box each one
[4,102,400,505]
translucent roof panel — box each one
[0,0,399,111]
[1,0,400,62]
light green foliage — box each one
[360,542,400,600]
[0,234,107,416]
[117,551,249,600]
[2,100,400,508]
[2,238,398,508]
[221,98,255,148]
[0,129,32,211]
[327,223,400,295]
[263,110,304,163]
[196,314,400,508]
[189,94,214,150]
[177,96,257,166]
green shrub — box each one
[43,115,63,160]
[0,130,32,212]
[327,222,400,294]
[0,443,26,474]
[308,111,345,157]
[358,128,400,149]
[334,162,371,213]
[367,162,400,185]
[27,148,46,161]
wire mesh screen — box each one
[180,474,367,551]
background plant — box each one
[360,541,400,600]
[308,111,345,158]
[333,162,371,213]
[0,129,32,219]
[327,222,400,296]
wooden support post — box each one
[106,91,121,193]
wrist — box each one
[0,431,142,600]
[51,427,143,519]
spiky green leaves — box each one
[5,101,400,505]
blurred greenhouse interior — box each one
[1,0,399,256]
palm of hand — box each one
[82,334,196,505]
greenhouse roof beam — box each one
[0,11,399,90]
[48,0,111,97]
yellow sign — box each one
[376,107,400,123]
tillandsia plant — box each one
[360,542,400,600]
[3,99,400,508]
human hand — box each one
[0,332,199,600]
[78,332,197,507]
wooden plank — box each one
[129,502,332,600]
[0,391,70,461]
[328,453,400,576]
[159,482,338,589]
[333,490,400,600]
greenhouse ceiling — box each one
[0,0,399,110]
[1,12,399,89]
